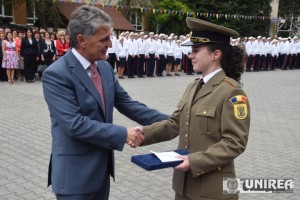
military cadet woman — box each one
[138,17,250,200]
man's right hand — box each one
[126,127,144,148]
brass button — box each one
[186,122,189,125]
[203,111,207,114]
[185,134,188,138]
[201,171,204,174]
[218,166,221,171]
[185,145,188,149]
[196,173,200,176]
[187,111,190,114]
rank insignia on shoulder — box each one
[230,95,247,119]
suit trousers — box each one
[55,171,110,200]
[24,54,36,81]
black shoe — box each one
[175,73,180,76]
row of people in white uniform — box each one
[241,36,300,71]
[106,31,194,78]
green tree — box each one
[148,0,190,34]
[278,0,300,16]
[186,0,272,37]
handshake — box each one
[126,126,144,148]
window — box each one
[26,0,36,24]
[0,0,13,17]
[129,9,142,31]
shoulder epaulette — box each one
[223,77,239,87]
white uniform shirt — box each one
[116,41,128,59]
[165,41,174,56]
[174,44,183,59]
[137,39,148,55]
[146,38,157,54]
[156,39,166,56]
[125,38,138,56]
[271,43,279,57]
[245,41,255,56]
[107,35,117,54]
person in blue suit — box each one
[42,5,168,200]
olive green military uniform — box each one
[142,70,250,200]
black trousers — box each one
[107,53,116,71]
[253,54,260,71]
[24,54,37,81]
[147,53,155,76]
[266,53,271,69]
[157,54,165,76]
[137,54,145,77]
[246,55,254,71]
[296,53,300,69]
[290,54,297,69]
[127,55,136,77]
[186,56,193,74]
[260,55,266,70]
[270,56,278,70]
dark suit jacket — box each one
[42,50,168,194]
[142,70,250,200]
[20,37,39,57]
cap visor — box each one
[181,41,198,46]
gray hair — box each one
[68,5,113,48]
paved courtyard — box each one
[0,69,300,200]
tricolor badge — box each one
[230,95,248,120]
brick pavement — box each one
[0,70,299,200]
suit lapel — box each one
[66,51,106,116]
[192,71,226,104]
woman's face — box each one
[59,33,65,40]
[188,45,215,74]
[6,33,13,41]
[45,32,50,39]
[27,30,32,37]
[51,34,56,40]
[13,31,17,37]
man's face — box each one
[83,27,112,62]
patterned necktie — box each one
[90,63,106,112]
[193,78,205,100]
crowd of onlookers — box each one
[1,26,300,84]
[0,27,69,84]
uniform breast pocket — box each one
[195,106,216,134]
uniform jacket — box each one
[142,70,250,200]
[43,50,168,195]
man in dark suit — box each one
[42,5,168,200]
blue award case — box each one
[131,149,189,171]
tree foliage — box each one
[278,0,300,17]
[186,0,272,37]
